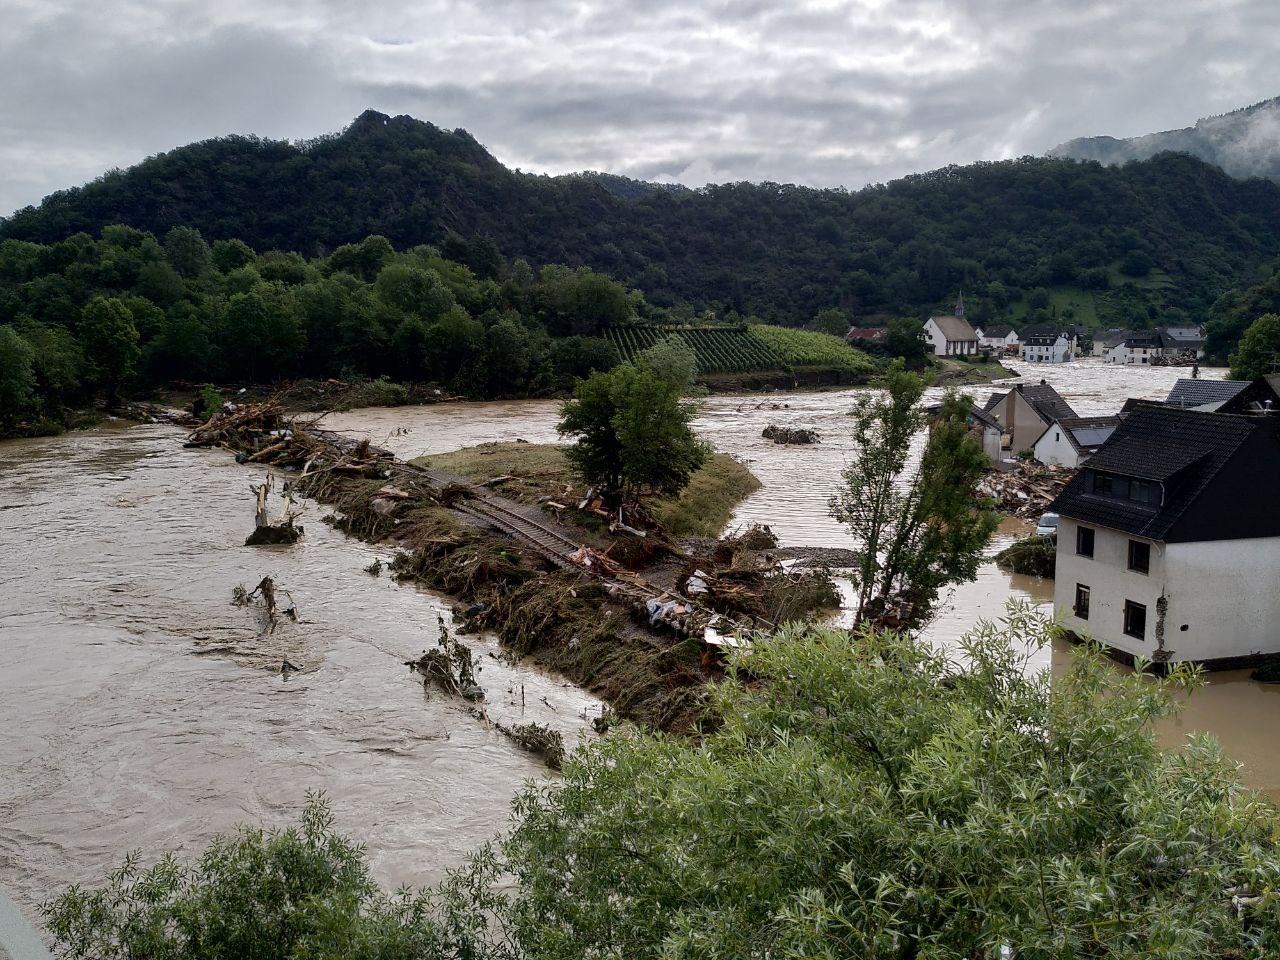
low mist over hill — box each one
[1050,97,1280,183]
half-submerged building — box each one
[1050,404,1280,665]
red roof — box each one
[846,327,887,341]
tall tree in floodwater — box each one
[830,361,997,627]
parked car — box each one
[1035,512,1060,538]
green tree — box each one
[0,325,38,423]
[1229,312,1280,379]
[217,291,303,382]
[43,794,486,960]
[636,333,697,394]
[883,316,927,363]
[163,226,210,278]
[558,362,706,502]
[829,364,996,625]
[472,609,1280,959]
[811,306,850,337]
[209,238,256,274]
[547,336,619,389]
[79,296,140,402]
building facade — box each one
[982,380,1078,455]
[1021,333,1072,363]
[1032,416,1120,468]
[1050,405,1280,664]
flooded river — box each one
[0,423,599,922]
[4,357,1278,932]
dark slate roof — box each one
[982,324,1014,337]
[1020,381,1077,423]
[1054,416,1121,454]
[1123,333,1164,348]
[1050,406,1280,542]
[1024,334,1065,346]
[1094,329,1131,348]
[1165,378,1251,409]
[968,404,1002,431]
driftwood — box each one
[763,424,821,445]
[233,575,298,634]
[406,624,485,701]
[245,472,303,546]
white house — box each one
[1032,416,1120,468]
[923,313,978,357]
[1105,334,1162,365]
[1092,329,1129,357]
[1051,404,1280,665]
[982,380,1078,455]
[1021,333,1072,363]
[978,324,1019,352]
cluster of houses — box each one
[968,374,1280,667]
[849,298,1207,366]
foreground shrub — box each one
[48,607,1280,959]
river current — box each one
[4,358,1278,933]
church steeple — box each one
[954,290,965,319]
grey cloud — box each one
[3,0,1280,215]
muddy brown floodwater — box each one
[0,423,599,929]
[328,360,1280,800]
[3,358,1277,935]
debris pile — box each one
[762,424,821,445]
[406,625,485,702]
[994,535,1057,579]
[492,721,565,769]
[976,464,1072,520]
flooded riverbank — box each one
[0,423,598,921]
[6,357,1274,930]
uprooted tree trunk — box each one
[245,472,304,546]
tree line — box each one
[6,110,1280,347]
[0,226,648,431]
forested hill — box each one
[7,109,1280,328]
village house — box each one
[1105,333,1163,365]
[1031,415,1121,468]
[922,297,979,357]
[1164,378,1253,411]
[1091,329,1130,357]
[1021,332,1072,363]
[982,379,1078,455]
[1050,404,1280,665]
[844,326,887,348]
[976,324,1019,352]
[1158,326,1206,359]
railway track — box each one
[307,426,765,637]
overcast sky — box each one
[3,0,1279,216]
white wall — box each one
[1162,539,1280,661]
[1033,425,1081,468]
[923,318,947,356]
[1054,517,1280,662]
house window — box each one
[1074,584,1090,620]
[1076,526,1094,557]
[1124,600,1147,640]
[1128,540,1150,574]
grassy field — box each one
[416,442,760,540]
